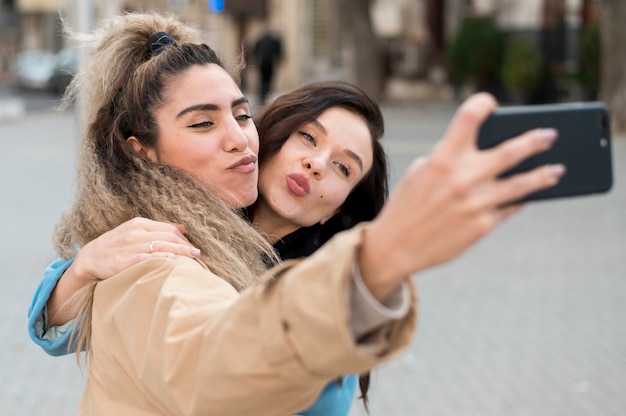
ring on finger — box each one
[149,240,155,253]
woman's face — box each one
[137,64,260,208]
[258,107,374,230]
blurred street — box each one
[1,89,625,416]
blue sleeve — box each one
[298,375,358,416]
[27,257,77,356]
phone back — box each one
[477,102,613,202]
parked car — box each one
[48,48,78,95]
[12,50,56,90]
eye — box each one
[335,162,351,177]
[189,121,213,128]
[300,131,316,145]
[235,113,252,123]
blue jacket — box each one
[27,257,359,415]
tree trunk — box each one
[599,0,626,134]
[337,0,384,100]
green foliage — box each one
[501,39,543,93]
[447,16,503,86]
[579,27,600,96]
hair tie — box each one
[147,31,177,58]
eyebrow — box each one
[175,97,250,119]
[311,119,364,172]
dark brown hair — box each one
[253,80,389,409]
[254,80,387,231]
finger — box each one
[472,203,525,239]
[493,203,524,224]
[126,218,190,242]
[403,156,429,179]
[172,223,187,234]
[436,92,498,155]
[150,252,176,259]
[147,230,194,246]
[157,223,190,242]
[145,240,201,257]
[126,217,159,230]
[490,164,566,207]
[478,128,559,180]
[148,220,187,235]
[129,217,184,234]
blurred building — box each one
[0,0,18,79]
[0,0,601,99]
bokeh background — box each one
[1,1,624,415]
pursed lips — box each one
[287,173,310,196]
[228,155,257,173]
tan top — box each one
[80,226,418,415]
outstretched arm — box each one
[357,93,565,301]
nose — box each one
[302,155,327,179]
[222,118,250,152]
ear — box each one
[319,208,340,225]
[127,136,158,162]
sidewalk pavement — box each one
[1,96,624,416]
[0,84,25,123]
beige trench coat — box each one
[79,226,418,415]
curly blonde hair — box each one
[55,12,278,357]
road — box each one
[0,94,624,415]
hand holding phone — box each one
[477,102,613,202]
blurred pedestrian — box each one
[253,25,282,104]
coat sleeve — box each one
[90,225,418,416]
[27,257,77,356]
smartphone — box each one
[477,101,613,202]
